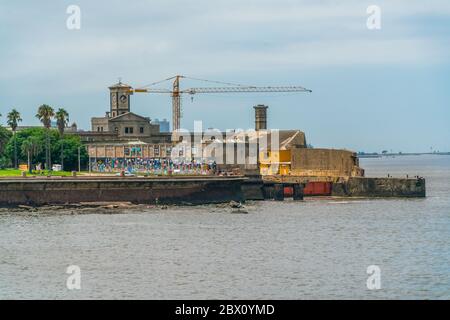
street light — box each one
[78,146,81,172]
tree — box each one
[0,126,12,168]
[4,128,45,169]
[53,134,88,171]
[55,108,69,136]
[21,136,41,173]
[35,104,55,170]
[55,108,69,170]
[0,125,11,153]
[4,127,87,172]
[6,109,22,169]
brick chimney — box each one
[254,104,268,131]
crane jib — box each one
[129,76,311,131]
[184,87,312,94]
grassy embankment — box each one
[0,169,215,177]
[0,169,82,177]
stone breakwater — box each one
[331,177,426,198]
[0,176,245,206]
[260,176,426,199]
[0,175,425,207]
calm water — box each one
[0,155,449,299]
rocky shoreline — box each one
[0,200,250,215]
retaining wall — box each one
[0,177,245,206]
[290,148,364,177]
[332,177,426,198]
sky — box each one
[1,0,449,153]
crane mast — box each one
[172,75,181,133]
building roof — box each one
[108,81,132,89]
[198,129,306,150]
[229,130,306,150]
[108,112,151,122]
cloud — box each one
[1,0,449,152]
[0,2,448,93]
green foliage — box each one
[55,108,69,136]
[21,136,42,157]
[0,156,11,169]
[0,126,12,154]
[0,169,77,177]
[0,126,12,168]
[6,109,22,132]
[35,104,55,128]
[53,134,88,171]
[3,127,88,171]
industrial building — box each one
[79,81,363,179]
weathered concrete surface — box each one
[292,184,304,200]
[332,177,426,198]
[0,177,245,206]
[290,148,364,177]
[262,175,426,198]
[241,177,265,200]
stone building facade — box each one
[89,82,161,138]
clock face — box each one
[120,94,127,102]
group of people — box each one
[89,158,217,175]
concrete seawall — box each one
[254,176,426,199]
[0,175,426,206]
[0,177,245,206]
[331,177,426,198]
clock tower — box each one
[109,81,133,117]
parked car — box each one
[115,171,135,177]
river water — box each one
[0,155,449,299]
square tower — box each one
[109,81,133,117]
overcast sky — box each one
[1,0,449,152]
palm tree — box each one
[35,104,55,170]
[21,136,42,173]
[7,109,22,169]
[55,108,69,170]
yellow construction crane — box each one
[130,75,312,132]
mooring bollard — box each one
[274,184,284,201]
[21,171,27,178]
[293,183,304,201]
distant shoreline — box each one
[358,152,450,158]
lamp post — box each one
[78,146,81,172]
